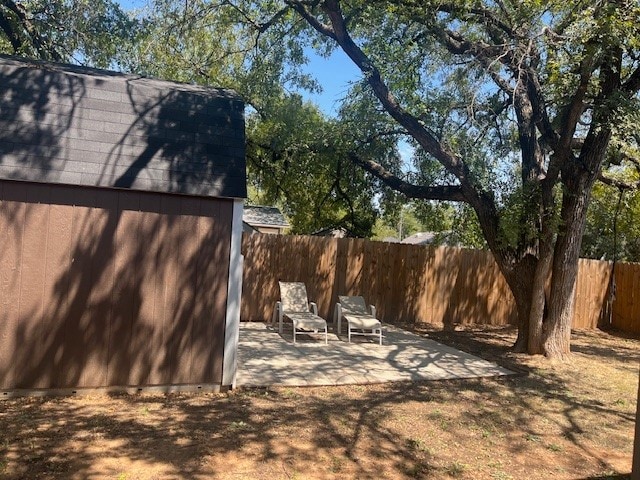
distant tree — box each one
[582,169,640,262]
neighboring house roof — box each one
[312,227,347,238]
[242,221,259,234]
[401,232,437,245]
[243,205,289,229]
[0,54,246,198]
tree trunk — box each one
[511,283,532,353]
[497,256,536,353]
[527,237,555,354]
[527,267,547,354]
[542,182,592,359]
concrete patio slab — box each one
[236,322,514,387]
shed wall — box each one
[0,180,232,391]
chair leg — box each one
[324,325,328,345]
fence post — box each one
[633,364,640,479]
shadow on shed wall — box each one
[0,60,242,391]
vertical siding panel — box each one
[17,185,51,388]
[189,198,227,384]
[41,188,75,387]
[66,188,97,387]
[172,196,200,384]
[96,189,118,386]
[0,183,238,390]
[63,190,96,389]
[46,187,78,388]
[189,199,209,384]
[210,200,233,383]
[128,192,162,386]
[77,189,117,388]
[0,182,26,389]
[107,191,140,387]
[147,197,169,386]
[158,194,181,385]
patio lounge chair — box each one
[273,282,328,344]
[335,296,383,345]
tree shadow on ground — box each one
[1,326,636,479]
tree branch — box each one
[347,152,466,202]
[1,0,62,61]
[285,0,337,40]
[622,63,640,94]
[0,6,22,52]
[313,0,471,183]
[598,174,640,190]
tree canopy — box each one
[0,0,136,67]
[225,0,640,357]
[120,0,384,235]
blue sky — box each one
[298,49,361,116]
[116,0,360,116]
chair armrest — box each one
[309,302,318,315]
[272,301,281,326]
[370,304,377,318]
[335,302,343,334]
[273,301,285,334]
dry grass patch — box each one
[0,326,637,479]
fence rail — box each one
[240,233,639,334]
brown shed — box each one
[0,55,246,395]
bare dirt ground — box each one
[0,325,637,480]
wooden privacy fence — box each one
[241,233,639,333]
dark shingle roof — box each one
[243,205,289,228]
[401,232,437,245]
[0,55,246,198]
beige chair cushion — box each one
[338,295,369,314]
[342,313,381,329]
[280,282,311,312]
[285,312,327,331]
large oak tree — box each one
[241,0,640,358]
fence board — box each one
[240,233,639,334]
[612,262,640,333]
